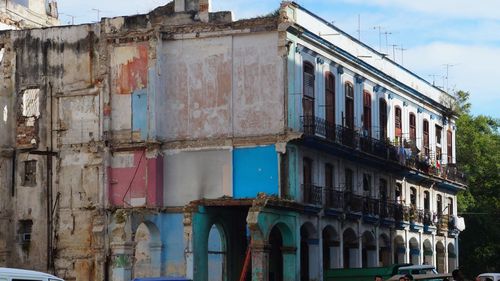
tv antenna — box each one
[92,8,102,22]
[396,45,407,66]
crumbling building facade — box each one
[0,1,466,281]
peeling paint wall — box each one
[158,32,284,141]
[109,150,163,207]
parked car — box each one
[477,273,500,281]
[0,268,64,281]
[397,265,439,275]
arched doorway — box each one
[379,234,391,266]
[133,222,162,278]
[409,237,420,265]
[300,223,318,281]
[423,240,433,265]
[362,231,377,267]
[322,226,340,270]
[208,224,226,281]
[394,235,405,264]
[343,228,359,268]
[447,243,456,271]
[436,241,445,273]
[269,226,283,281]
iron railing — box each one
[303,184,323,206]
[299,115,466,185]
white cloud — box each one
[337,0,500,20]
[405,42,500,117]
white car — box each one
[478,273,500,281]
[0,268,64,281]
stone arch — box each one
[268,221,295,281]
[423,239,433,265]
[343,227,359,268]
[133,221,162,278]
[300,222,319,281]
[447,242,456,271]
[436,241,446,273]
[322,225,340,270]
[409,237,420,265]
[379,233,391,266]
[394,235,405,264]
[362,231,377,267]
[208,223,227,281]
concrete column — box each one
[339,229,344,267]
[358,227,363,268]
[419,232,423,265]
[251,243,270,281]
[150,241,162,276]
[405,230,409,263]
[282,246,297,281]
[0,250,9,267]
[375,227,380,266]
[110,241,135,281]
[432,235,436,267]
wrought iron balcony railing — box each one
[299,115,467,186]
[303,184,323,206]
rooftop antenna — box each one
[428,74,440,86]
[357,14,361,40]
[383,31,392,55]
[443,64,457,92]
[396,45,407,66]
[59,13,75,25]
[372,26,384,52]
[390,44,398,61]
[92,8,102,22]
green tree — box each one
[454,91,500,278]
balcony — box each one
[299,115,466,187]
[303,184,323,206]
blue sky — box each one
[59,0,500,118]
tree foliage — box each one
[454,90,500,277]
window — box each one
[345,168,353,192]
[344,82,354,129]
[325,163,334,188]
[395,183,402,202]
[303,158,313,203]
[424,191,430,211]
[409,113,416,144]
[437,195,443,214]
[362,91,372,136]
[363,173,371,195]
[23,160,36,186]
[395,106,402,143]
[435,125,442,145]
[18,219,33,245]
[435,125,443,162]
[410,187,417,208]
[379,179,387,201]
[447,130,453,163]
[303,62,315,119]
[303,158,313,186]
[447,198,453,216]
[379,99,387,140]
[325,73,336,139]
[423,120,430,157]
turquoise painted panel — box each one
[133,89,148,140]
[233,145,279,198]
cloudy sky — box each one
[58,0,500,118]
